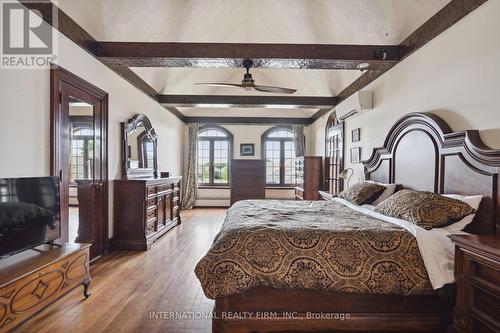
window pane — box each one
[70,126,94,181]
[213,139,229,184]
[268,129,293,138]
[197,139,211,184]
[197,135,230,185]
[199,128,227,137]
[265,140,281,184]
[284,141,295,184]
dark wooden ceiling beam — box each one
[184,117,312,125]
[157,95,339,109]
[311,0,489,122]
[95,42,400,70]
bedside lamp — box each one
[339,168,354,188]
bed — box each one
[196,112,500,333]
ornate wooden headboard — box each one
[362,112,500,235]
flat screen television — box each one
[0,176,61,259]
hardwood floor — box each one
[15,208,227,333]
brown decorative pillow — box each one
[338,182,386,205]
[374,190,475,230]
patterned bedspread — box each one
[195,200,433,299]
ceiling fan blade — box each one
[194,82,244,88]
[254,85,297,94]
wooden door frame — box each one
[50,65,109,254]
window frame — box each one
[325,113,344,195]
[261,126,295,187]
[197,125,233,187]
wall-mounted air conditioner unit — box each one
[336,91,373,121]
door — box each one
[51,66,108,261]
[326,118,344,195]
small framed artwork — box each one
[350,147,361,164]
[240,143,255,156]
[352,128,361,142]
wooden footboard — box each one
[212,287,454,333]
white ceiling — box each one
[56,0,449,44]
[55,0,450,118]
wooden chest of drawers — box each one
[230,160,266,205]
[295,156,323,200]
[449,234,500,333]
[113,177,182,250]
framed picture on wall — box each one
[350,147,361,164]
[240,143,255,156]
[352,128,361,142]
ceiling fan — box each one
[195,59,297,94]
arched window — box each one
[262,126,295,186]
[325,112,344,195]
[198,126,233,186]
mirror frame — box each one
[121,114,158,178]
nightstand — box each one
[448,234,500,333]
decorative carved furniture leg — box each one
[83,279,91,299]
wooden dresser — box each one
[0,243,90,333]
[230,159,265,205]
[294,156,323,200]
[113,177,182,250]
[449,234,500,333]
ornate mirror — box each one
[122,114,158,178]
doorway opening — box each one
[50,66,109,261]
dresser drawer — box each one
[145,220,156,236]
[470,285,500,330]
[147,185,156,197]
[157,184,170,193]
[470,256,500,290]
[146,209,156,222]
[146,197,157,209]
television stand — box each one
[0,243,91,333]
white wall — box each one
[0,30,184,237]
[195,124,295,206]
[310,0,500,182]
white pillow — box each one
[366,181,397,205]
[360,204,376,210]
[442,194,483,232]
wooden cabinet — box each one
[449,234,500,333]
[230,160,265,205]
[0,243,91,333]
[113,177,181,250]
[294,156,323,200]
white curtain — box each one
[181,123,199,209]
[292,124,305,157]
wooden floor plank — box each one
[15,208,226,333]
